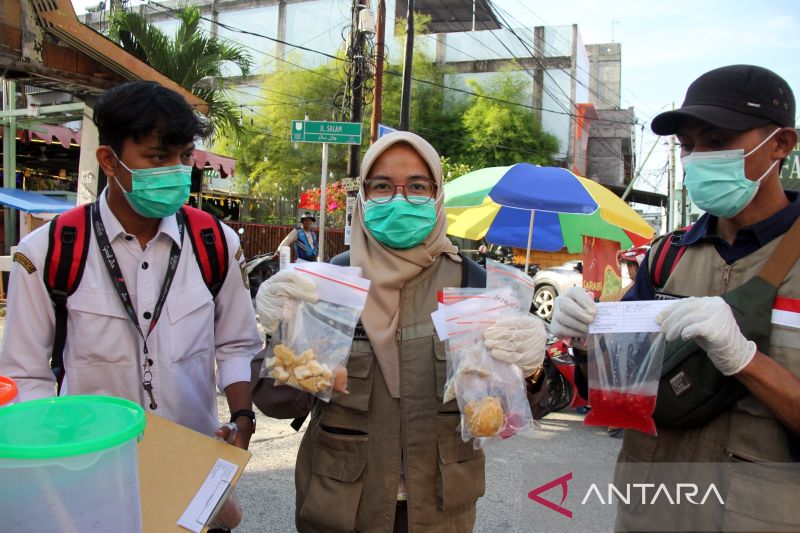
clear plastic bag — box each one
[263,263,370,402]
[447,329,534,448]
[485,259,536,314]
[440,290,535,448]
[584,331,666,435]
[438,288,514,402]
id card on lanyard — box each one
[91,201,184,409]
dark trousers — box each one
[393,502,408,533]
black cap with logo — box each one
[651,65,795,135]
[299,211,316,222]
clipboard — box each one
[137,413,252,533]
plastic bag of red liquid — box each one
[585,332,665,435]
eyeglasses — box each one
[363,177,437,205]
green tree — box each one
[440,156,474,182]
[214,61,349,223]
[108,6,253,137]
[460,73,560,168]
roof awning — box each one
[24,125,82,148]
[0,188,74,213]
[195,150,235,178]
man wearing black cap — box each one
[277,211,319,261]
[551,65,800,530]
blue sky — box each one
[71,0,800,195]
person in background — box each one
[603,245,650,303]
[277,211,319,261]
[0,81,261,531]
[256,131,548,532]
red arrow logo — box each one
[528,472,573,518]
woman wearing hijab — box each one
[256,132,547,532]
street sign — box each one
[342,177,359,192]
[378,123,397,138]
[291,120,362,145]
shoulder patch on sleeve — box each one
[13,252,36,274]
[240,262,249,289]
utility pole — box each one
[347,0,367,178]
[2,80,17,253]
[369,0,386,144]
[667,135,676,232]
[399,0,415,131]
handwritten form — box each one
[589,301,675,333]
[177,458,238,532]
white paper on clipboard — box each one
[177,458,238,532]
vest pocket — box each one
[298,427,368,531]
[434,414,485,511]
[330,350,373,412]
[722,461,800,530]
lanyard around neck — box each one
[91,201,184,408]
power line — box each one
[146,0,637,126]
[505,0,662,121]
[480,0,633,167]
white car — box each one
[531,261,584,321]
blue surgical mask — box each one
[681,128,781,218]
[363,194,437,249]
[113,152,192,219]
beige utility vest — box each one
[295,255,486,533]
[617,233,800,531]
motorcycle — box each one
[525,337,587,419]
[245,251,279,299]
[475,244,541,277]
[238,228,280,299]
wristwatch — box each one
[230,408,256,432]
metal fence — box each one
[225,221,346,261]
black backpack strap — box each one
[329,250,351,267]
[648,230,688,291]
[180,206,229,298]
[458,252,487,288]
[43,204,92,393]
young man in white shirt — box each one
[0,81,262,529]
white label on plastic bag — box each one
[289,263,370,311]
[589,301,674,333]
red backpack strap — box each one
[180,206,229,298]
[43,203,92,393]
[648,228,689,291]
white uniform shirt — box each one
[0,191,262,436]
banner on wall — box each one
[582,236,621,300]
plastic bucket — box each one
[0,395,146,533]
[0,376,17,407]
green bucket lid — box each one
[0,395,146,460]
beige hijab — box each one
[351,131,460,398]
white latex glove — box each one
[484,315,547,375]
[549,286,597,338]
[255,270,319,334]
[656,296,756,376]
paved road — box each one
[227,398,622,533]
[0,314,622,532]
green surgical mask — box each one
[114,153,192,219]
[364,194,437,249]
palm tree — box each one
[109,6,253,138]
